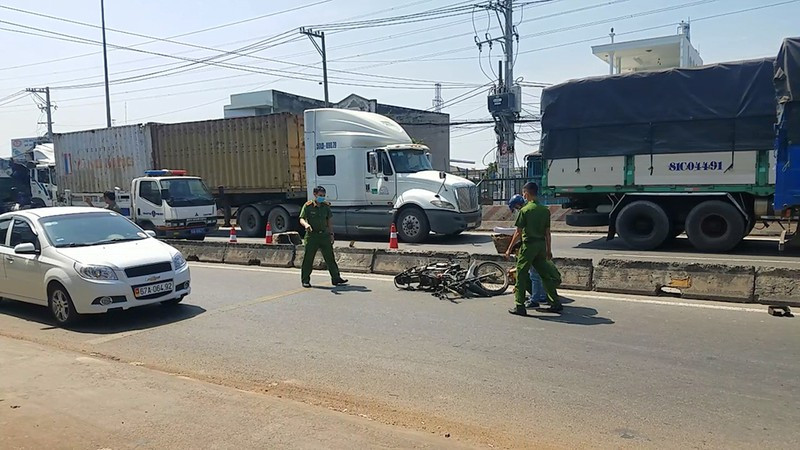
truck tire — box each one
[396,207,430,243]
[267,207,292,233]
[615,200,670,250]
[685,200,746,252]
[566,212,609,227]
[238,207,265,237]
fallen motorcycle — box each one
[394,260,509,300]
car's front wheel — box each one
[48,283,79,327]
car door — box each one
[0,217,11,294]
[3,217,47,304]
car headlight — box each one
[430,199,456,210]
[172,252,187,270]
[74,262,118,281]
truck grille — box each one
[125,262,172,278]
[455,185,479,212]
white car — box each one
[0,207,191,327]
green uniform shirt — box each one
[514,201,550,242]
[299,201,332,233]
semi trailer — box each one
[54,109,481,242]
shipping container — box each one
[152,113,306,195]
[54,125,155,194]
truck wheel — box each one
[238,207,265,237]
[267,207,291,233]
[685,201,745,252]
[566,212,609,227]
[615,201,670,250]
[396,207,430,243]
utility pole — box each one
[26,87,54,142]
[476,0,518,200]
[300,27,330,107]
[101,0,112,127]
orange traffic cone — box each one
[229,227,238,243]
[389,223,399,249]
[265,222,273,245]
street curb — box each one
[165,240,799,307]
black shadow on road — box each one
[313,284,372,295]
[0,299,206,334]
[530,298,614,326]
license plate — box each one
[467,222,478,227]
[134,281,173,298]
[190,228,205,235]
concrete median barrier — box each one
[334,248,376,273]
[223,244,295,268]
[371,250,471,275]
[754,267,800,306]
[472,255,593,291]
[167,240,227,263]
[593,259,755,303]
[292,246,325,270]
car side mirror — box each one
[144,230,157,238]
[14,243,37,255]
[160,189,170,201]
[368,152,379,175]
[439,171,446,180]
[426,152,432,163]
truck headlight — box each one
[172,252,187,270]
[431,199,456,210]
[74,263,118,281]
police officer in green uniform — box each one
[299,186,348,288]
[504,182,563,315]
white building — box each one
[591,21,702,74]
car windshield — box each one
[388,149,433,174]
[161,178,215,207]
[40,212,148,248]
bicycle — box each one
[394,260,509,300]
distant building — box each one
[223,90,450,171]
[591,21,702,74]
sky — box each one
[0,0,798,167]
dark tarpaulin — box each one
[541,58,777,160]
[775,37,800,104]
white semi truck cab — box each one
[304,109,481,242]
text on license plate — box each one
[134,281,173,298]
[190,227,205,235]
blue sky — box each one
[0,0,797,166]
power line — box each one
[0,0,333,72]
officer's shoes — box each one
[524,300,540,309]
[332,278,349,286]
[508,306,528,317]
[537,303,564,314]
[302,282,312,288]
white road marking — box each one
[189,263,770,314]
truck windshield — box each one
[388,149,433,174]
[160,178,215,207]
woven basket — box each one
[491,234,513,254]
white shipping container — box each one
[54,125,155,194]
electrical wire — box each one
[0,0,333,72]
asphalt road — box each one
[1,264,798,448]
[208,231,800,269]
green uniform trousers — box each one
[514,240,562,307]
[301,232,341,284]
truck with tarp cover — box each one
[539,49,800,252]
